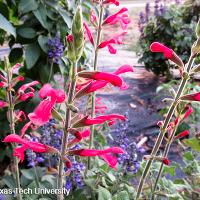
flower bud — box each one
[192,38,200,56]
[72,6,84,61]
[196,19,200,38]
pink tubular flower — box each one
[103,0,119,6]
[103,8,130,30]
[68,129,90,147]
[0,100,7,108]
[15,111,26,122]
[83,22,94,45]
[17,81,39,101]
[73,114,126,128]
[90,10,97,25]
[3,134,58,162]
[150,42,184,68]
[75,65,133,98]
[180,92,200,102]
[78,71,123,87]
[174,130,189,140]
[183,106,193,119]
[0,81,7,88]
[69,147,124,169]
[21,84,65,136]
[98,32,127,54]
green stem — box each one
[48,61,54,83]
[57,61,77,200]
[5,58,22,200]
[151,124,179,200]
[87,2,104,170]
[135,55,194,200]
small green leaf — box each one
[184,137,200,152]
[98,186,112,200]
[21,169,35,180]
[38,35,48,53]
[19,0,38,14]
[0,13,16,37]
[3,175,16,188]
[112,191,129,200]
[17,27,36,39]
[183,151,194,161]
[25,43,40,69]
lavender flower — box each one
[154,0,160,16]
[110,113,145,174]
[48,35,64,64]
[138,12,146,33]
[145,2,150,21]
[26,119,85,192]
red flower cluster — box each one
[21,84,65,136]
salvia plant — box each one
[136,19,200,199]
[1,0,200,200]
[0,0,137,199]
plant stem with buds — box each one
[151,123,179,200]
[87,2,104,170]
[5,58,22,200]
[135,54,195,200]
[57,61,77,200]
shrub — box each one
[137,0,199,77]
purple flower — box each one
[110,112,145,174]
[145,2,150,21]
[48,35,64,64]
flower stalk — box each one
[135,54,195,200]
[151,122,179,200]
[57,61,77,200]
[88,1,104,169]
[5,57,22,200]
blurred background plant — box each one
[137,0,199,77]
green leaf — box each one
[184,137,200,152]
[59,9,72,28]
[0,13,16,37]
[9,48,23,64]
[0,2,9,19]
[98,186,112,200]
[183,151,194,161]
[19,0,38,14]
[163,165,176,176]
[38,35,48,53]
[112,191,129,200]
[25,43,40,69]
[33,5,49,30]
[3,175,16,188]
[17,27,36,39]
[21,169,35,180]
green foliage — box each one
[0,0,91,83]
[137,3,199,77]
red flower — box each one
[174,130,189,140]
[103,0,119,6]
[83,22,94,45]
[162,158,170,165]
[150,42,184,68]
[68,129,90,147]
[78,71,123,87]
[98,32,127,54]
[17,81,39,101]
[69,147,124,169]
[21,84,65,136]
[0,81,7,88]
[73,114,126,128]
[183,106,193,119]
[66,34,74,42]
[0,100,7,108]
[180,92,200,102]
[3,134,57,162]
[103,8,130,30]
[75,65,133,98]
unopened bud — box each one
[196,19,200,38]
